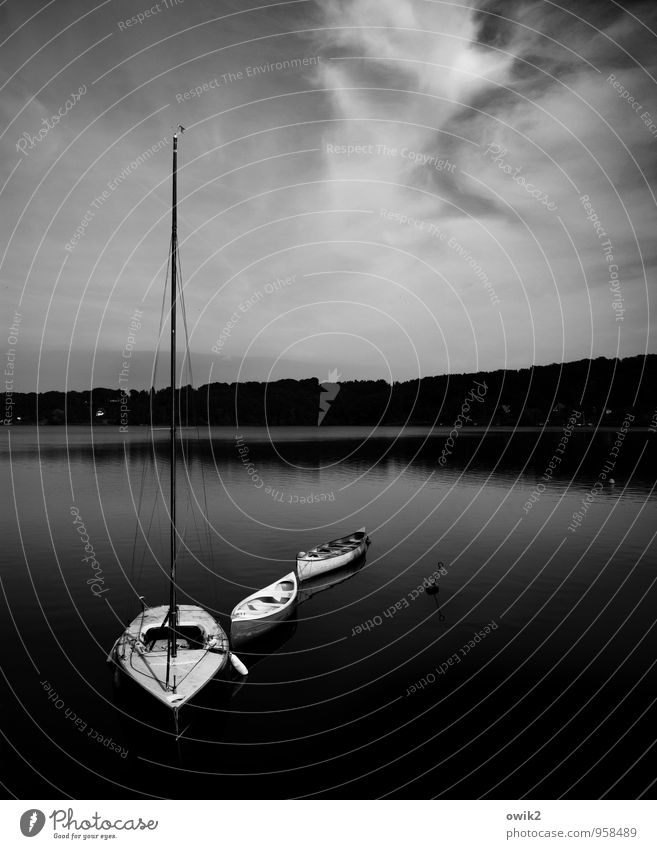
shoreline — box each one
[2,424,655,434]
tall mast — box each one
[168,132,179,670]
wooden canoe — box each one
[230,571,298,645]
[297,551,368,604]
[109,604,229,711]
[297,528,370,581]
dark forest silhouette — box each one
[3,355,656,427]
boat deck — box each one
[113,605,229,710]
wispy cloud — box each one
[1,0,655,389]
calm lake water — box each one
[1,425,656,799]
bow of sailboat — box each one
[113,605,230,710]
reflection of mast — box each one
[426,563,445,622]
[430,590,445,622]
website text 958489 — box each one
[507,827,638,840]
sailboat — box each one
[109,129,243,712]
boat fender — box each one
[230,653,249,676]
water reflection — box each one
[1,426,655,797]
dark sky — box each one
[2,0,656,390]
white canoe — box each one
[109,604,229,711]
[230,571,298,645]
[297,528,370,581]
[297,552,368,604]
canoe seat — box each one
[247,599,278,609]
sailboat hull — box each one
[110,605,229,711]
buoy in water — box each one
[426,577,439,596]
[230,652,249,676]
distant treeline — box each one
[3,355,656,427]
